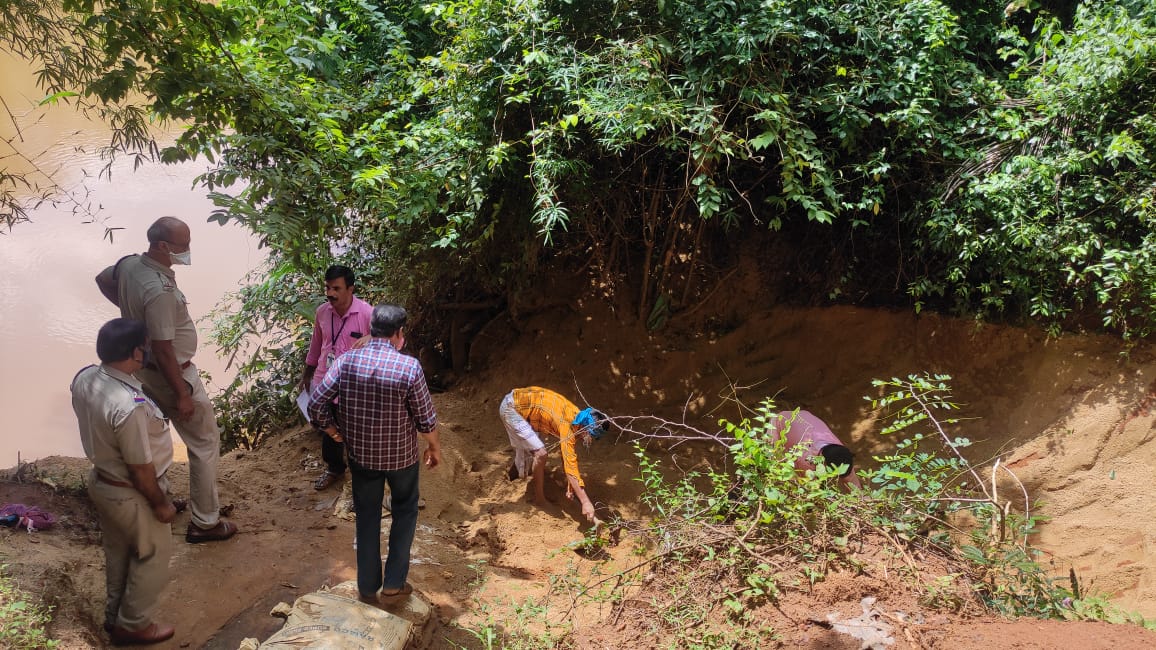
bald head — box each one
[146,216,189,245]
[145,216,193,267]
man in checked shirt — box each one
[307,304,442,602]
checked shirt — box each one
[308,338,437,471]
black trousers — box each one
[319,429,347,474]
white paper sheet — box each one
[297,389,311,422]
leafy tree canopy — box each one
[3,0,1156,337]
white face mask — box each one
[170,249,192,265]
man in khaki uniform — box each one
[72,318,177,645]
[96,216,237,542]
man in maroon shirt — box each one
[767,409,862,490]
[307,304,442,602]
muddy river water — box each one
[0,52,264,467]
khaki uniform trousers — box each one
[137,363,222,529]
[89,469,172,631]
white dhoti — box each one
[500,392,545,478]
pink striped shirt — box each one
[305,297,374,387]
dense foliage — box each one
[922,1,1156,334]
[3,1,1156,339]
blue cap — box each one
[572,407,607,439]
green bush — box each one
[629,402,863,644]
[206,259,314,452]
[0,565,57,649]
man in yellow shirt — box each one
[500,387,608,524]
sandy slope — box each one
[471,303,1156,617]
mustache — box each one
[326,296,337,302]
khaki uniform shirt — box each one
[117,254,198,364]
[71,365,172,483]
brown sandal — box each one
[313,470,340,490]
[380,582,414,600]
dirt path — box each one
[1,385,653,649]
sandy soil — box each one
[4,302,1156,648]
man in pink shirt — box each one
[767,409,863,490]
[300,265,374,490]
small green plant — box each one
[625,400,866,646]
[446,562,498,650]
[0,565,58,649]
[449,594,574,650]
[674,623,778,650]
[501,595,574,649]
[868,375,1055,613]
[921,573,967,612]
[443,596,499,647]
[466,559,489,589]
[1061,593,1155,628]
[209,340,304,453]
[450,611,501,650]
[565,527,611,559]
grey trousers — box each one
[137,363,222,529]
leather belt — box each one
[144,360,193,371]
[96,473,133,488]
